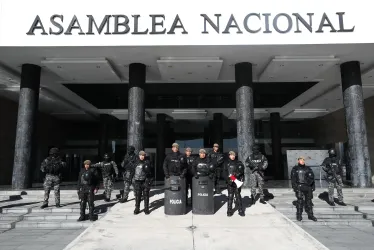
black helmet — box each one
[103,153,110,161]
[128,146,135,153]
[49,147,59,155]
[252,144,260,152]
[328,149,336,157]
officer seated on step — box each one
[291,156,317,222]
[77,160,99,221]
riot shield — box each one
[164,176,187,215]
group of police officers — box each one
[38,144,349,222]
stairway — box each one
[0,190,122,231]
[266,188,374,227]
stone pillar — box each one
[127,63,146,152]
[340,61,372,187]
[98,114,110,158]
[156,114,167,181]
[212,113,224,150]
[235,62,255,187]
[270,112,283,179]
[12,64,41,189]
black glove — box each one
[195,175,199,179]
[165,175,170,179]
[77,190,81,199]
[179,175,185,179]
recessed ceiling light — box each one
[168,65,173,68]
[318,64,324,67]
[57,66,62,69]
[369,76,372,78]
[280,64,284,67]
[170,78,174,80]
[269,76,274,79]
[188,72,192,74]
[96,66,100,69]
[124,65,128,68]
[207,65,212,68]
[8,78,12,81]
[205,78,209,80]
[304,77,308,79]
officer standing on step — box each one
[92,153,119,202]
[119,146,137,203]
[77,160,99,221]
[223,151,245,217]
[291,156,317,222]
[163,143,187,180]
[208,143,224,194]
[245,144,268,204]
[185,147,195,205]
[321,148,346,206]
[40,147,66,209]
[133,151,153,215]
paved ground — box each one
[301,224,374,250]
[0,229,84,250]
[64,189,328,250]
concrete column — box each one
[235,62,255,187]
[12,64,41,189]
[270,112,282,179]
[211,113,224,149]
[98,114,110,158]
[340,61,372,187]
[127,63,146,152]
[156,114,167,181]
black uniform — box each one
[192,157,215,179]
[133,159,153,215]
[291,163,317,221]
[119,147,137,202]
[186,155,195,204]
[77,168,99,221]
[40,148,66,208]
[163,152,187,179]
[208,151,224,194]
[223,159,245,217]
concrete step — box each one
[31,206,112,214]
[23,213,105,221]
[0,220,17,229]
[291,219,373,226]
[15,220,93,229]
[282,213,364,219]
[274,206,355,212]
[0,213,25,221]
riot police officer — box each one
[291,157,317,222]
[133,151,153,215]
[40,147,66,209]
[223,151,245,217]
[119,146,137,203]
[185,147,195,205]
[192,149,215,179]
[208,143,224,194]
[163,143,187,179]
[77,160,99,221]
[245,144,268,204]
[92,153,119,202]
[321,149,346,206]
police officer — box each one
[163,143,187,180]
[119,146,137,203]
[291,157,317,222]
[40,147,66,209]
[77,160,99,221]
[208,143,224,194]
[185,147,195,205]
[92,153,119,202]
[192,149,215,179]
[133,151,153,215]
[245,144,268,204]
[223,151,245,217]
[321,149,346,206]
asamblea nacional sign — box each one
[0,0,370,46]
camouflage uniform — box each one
[245,145,268,204]
[120,148,137,202]
[40,149,66,208]
[321,149,345,205]
[92,154,118,201]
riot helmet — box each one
[103,153,110,162]
[49,147,59,156]
[328,149,336,158]
[128,146,135,154]
[252,144,260,154]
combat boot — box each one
[119,197,128,203]
[77,215,85,221]
[296,214,302,221]
[238,210,245,217]
[104,198,110,202]
[144,197,150,215]
[328,201,335,206]
[259,198,266,204]
[134,207,140,215]
[337,200,346,206]
[56,204,61,208]
[40,203,48,209]
[250,195,255,205]
[308,214,317,221]
[227,209,233,217]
